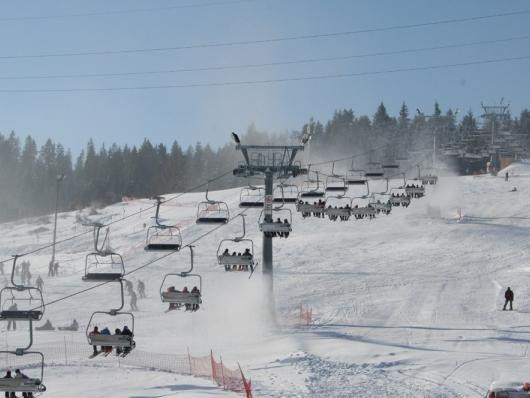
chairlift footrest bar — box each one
[83,273,123,281]
[144,244,181,251]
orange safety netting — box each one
[189,350,252,398]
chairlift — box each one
[217,215,256,272]
[83,251,125,282]
[350,197,377,220]
[325,163,347,193]
[259,207,293,237]
[144,196,182,252]
[239,185,265,208]
[160,246,202,311]
[196,186,229,224]
[86,279,136,353]
[404,175,425,198]
[273,182,299,203]
[365,149,385,178]
[0,352,46,394]
[346,159,367,185]
[0,256,44,322]
[365,162,384,178]
[418,165,438,185]
[369,194,392,215]
[389,188,411,207]
[324,195,352,221]
[300,170,325,198]
[381,155,400,169]
[296,194,326,218]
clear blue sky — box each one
[0,0,528,154]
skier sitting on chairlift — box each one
[114,329,123,356]
[90,326,100,355]
[166,286,179,311]
[191,286,200,311]
[100,327,112,353]
[283,219,290,238]
[3,370,16,398]
[121,326,133,355]
[182,287,191,311]
[276,218,283,238]
[14,369,34,398]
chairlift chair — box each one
[144,196,182,251]
[300,171,325,198]
[83,252,125,282]
[160,247,202,310]
[389,188,411,207]
[0,256,44,322]
[419,166,439,185]
[259,207,293,237]
[369,194,392,215]
[273,183,299,203]
[160,274,202,307]
[324,195,352,221]
[403,179,425,198]
[346,170,367,185]
[239,185,265,208]
[346,159,368,185]
[381,154,400,170]
[365,162,385,178]
[350,197,377,219]
[217,215,256,272]
[86,312,136,349]
[296,194,326,218]
[196,186,229,224]
[0,352,46,394]
[325,163,347,193]
[86,278,136,352]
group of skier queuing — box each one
[2,369,35,398]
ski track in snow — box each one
[3,174,530,396]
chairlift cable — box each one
[1,9,529,59]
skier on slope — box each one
[505,171,509,181]
[503,287,514,311]
[130,290,138,311]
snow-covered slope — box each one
[1,171,530,397]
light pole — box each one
[51,174,65,267]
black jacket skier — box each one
[503,287,514,311]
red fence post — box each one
[220,356,226,390]
[238,362,253,398]
[210,349,216,384]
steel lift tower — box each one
[232,133,308,321]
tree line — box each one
[1,102,529,223]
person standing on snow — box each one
[130,290,138,311]
[503,287,514,311]
[36,275,44,291]
[505,171,509,182]
[137,280,146,298]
